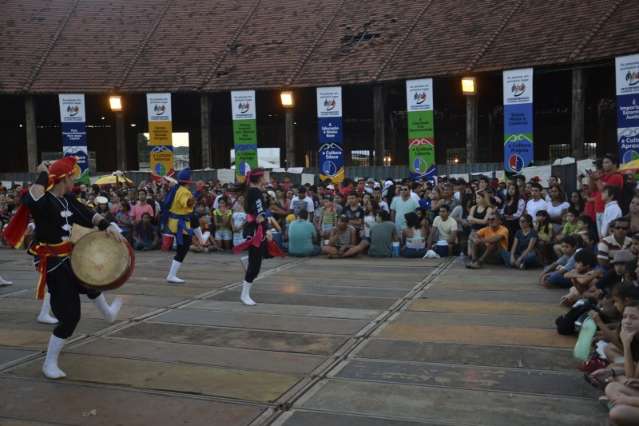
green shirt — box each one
[288,219,317,256]
[368,221,396,257]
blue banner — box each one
[317,87,344,183]
[59,94,89,182]
[616,54,639,164]
[503,69,534,174]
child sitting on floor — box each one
[562,249,599,306]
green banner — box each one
[231,90,258,178]
[406,79,436,178]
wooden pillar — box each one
[465,95,478,164]
[285,109,295,167]
[115,111,127,171]
[25,96,38,172]
[373,84,385,166]
[571,68,585,159]
[200,94,211,169]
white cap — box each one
[326,184,335,190]
[384,180,393,189]
[96,196,108,205]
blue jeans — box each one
[546,271,572,288]
[401,247,427,258]
[433,245,449,258]
[501,251,539,269]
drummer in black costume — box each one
[5,157,125,379]
[233,169,269,306]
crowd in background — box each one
[3,153,639,421]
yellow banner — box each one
[148,121,172,146]
[150,146,174,177]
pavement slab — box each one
[69,337,327,375]
[189,300,381,320]
[300,380,604,426]
[278,410,438,426]
[0,348,37,365]
[408,299,565,317]
[151,308,370,335]
[335,359,598,398]
[391,311,556,329]
[10,353,300,403]
[378,322,575,348]
[209,291,397,310]
[356,340,576,371]
[0,376,263,425]
[113,322,348,355]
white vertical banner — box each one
[615,54,639,164]
[58,94,89,181]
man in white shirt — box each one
[525,183,547,219]
[289,186,314,221]
[390,184,419,232]
[600,185,623,238]
[429,205,458,257]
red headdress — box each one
[4,157,77,247]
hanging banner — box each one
[146,93,174,176]
[616,54,639,164]
[231,90,258,178]
[503,68,534,173]
[406,79,436,179]
[317,86,344,183]
[58,94,89,184]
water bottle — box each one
[392,241,400,257]
[574,316,597,361]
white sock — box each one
[166,260,185,283]
[37,292,58,324]
[0,276,12,285]
[42,335,66,379]
[240,281,256,306]
[93,294,123,323]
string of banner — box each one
[57,53,639,183]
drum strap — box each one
[29,242,73,300]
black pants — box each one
[47,261,100,339]
[174,234,192,262]
[245,243,265,283]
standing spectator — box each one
[368,210,398,258]
[505,214,539,270]
[130,190,155,224]
[629,195,639,234]
[232,202,247,249]
[525,183,548,219]
[290,186,314,220]
[467,213,509,269]
[213,197,233,250]
[601,185,623,238]
[133,213,160,250]
[429,205,458,257]
[390,184,419,232]
[288,210,320,257]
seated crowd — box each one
[2,153,639,422]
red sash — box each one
[28,241,74,299]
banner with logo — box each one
[317,86,344,183]
[406,79,436,179]
[146,93,173,176]
[616,54,639,165]
[58,94,89,184]
[231,90,258,178]
[503,68,534,173]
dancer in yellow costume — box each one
[162,168,195,283]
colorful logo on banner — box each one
[231,90,258,179]
[616,54,639,164]
[317,87,344,183]
[146,93,174,177]
[406,79,436,179]
[59,94,89,184]
[503,68,534,173]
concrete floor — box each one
[0,249,606,425]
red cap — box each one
[48,157,77,187]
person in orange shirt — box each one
[467,212,509,269]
